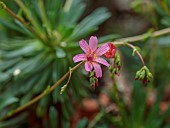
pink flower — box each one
[73,36,110,78]
[104,42,117,58]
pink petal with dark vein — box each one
[96,44,109,56]
[85,61,93,71]
[79,39,90,53]
[73,54,86,62]
[95,57,110,67]
[93,62,102,78]
[89,36,98,52]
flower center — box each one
[87,53,97,61]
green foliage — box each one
[91,85,170,128]
[49,106,58,128]
[125,85,170,128]
[76,118,88,128]
[129,0,170,86]
[153,0,170,28]
[1,0,170,127]
[0,0,116,127]
[0,113,27,128]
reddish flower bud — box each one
[105,43,117,58]
[134,66,153,84]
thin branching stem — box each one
[113,28,170,67]
[115,41,145,66]
[126,43,145,66]
[117,27,170,43]
[115,28,170,65]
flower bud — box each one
[105,43,117,58]
[60,84,67,94]
[109,65,114,72]
[89,70,99,89]
[108,53,122,78]
[135,66,153,84]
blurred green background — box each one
[0,0,170,128]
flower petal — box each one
[73,54,86,63]
[79,39,90,53]
[89,36,98,52]
[85,61,93,71]
[95,57,110,67]
[96,43,109,56]
[93,62,102,78]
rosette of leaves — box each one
[0,0,120,127]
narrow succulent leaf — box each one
[46,0,64,29]
[36,96,49,117]
[0,18,25,34]
[20,92,33,105]
[62,118,70,128]
[0,96,19,112]
[0,114,27,127]
[130,84,146,126]
[0,58,22,71]
[19,74,40,94]
[49,106,58,128]
[33,67,52,93]
[98,34,121,43]
[153,1,167,16]
[63,0,85,25]
[69,7,111,40]
[76,118,88,128]
[1,45,36,59]
[0,72,11,84]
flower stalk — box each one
[60,67,73,94]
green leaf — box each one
[0,58,22,71]
[130,84,146,127]
[20,92,33,105]
[164,124,170,128]
[49,106,58,128]
[0,96,18,112]
[157,36,170,47]
[0,72,11,84]
[0,18,25,34]
[63,0,85,25]
[153,1,167,16]
[46,0,64,28]
[62,118,70,128]
[0,113,27,127]
[98,34,121,43]
[36,96,49,117]
[1,45,36,59]
[33,67,51,93]
[19,74,40,94]
[69,7,111,40]
[76,118,88,128]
